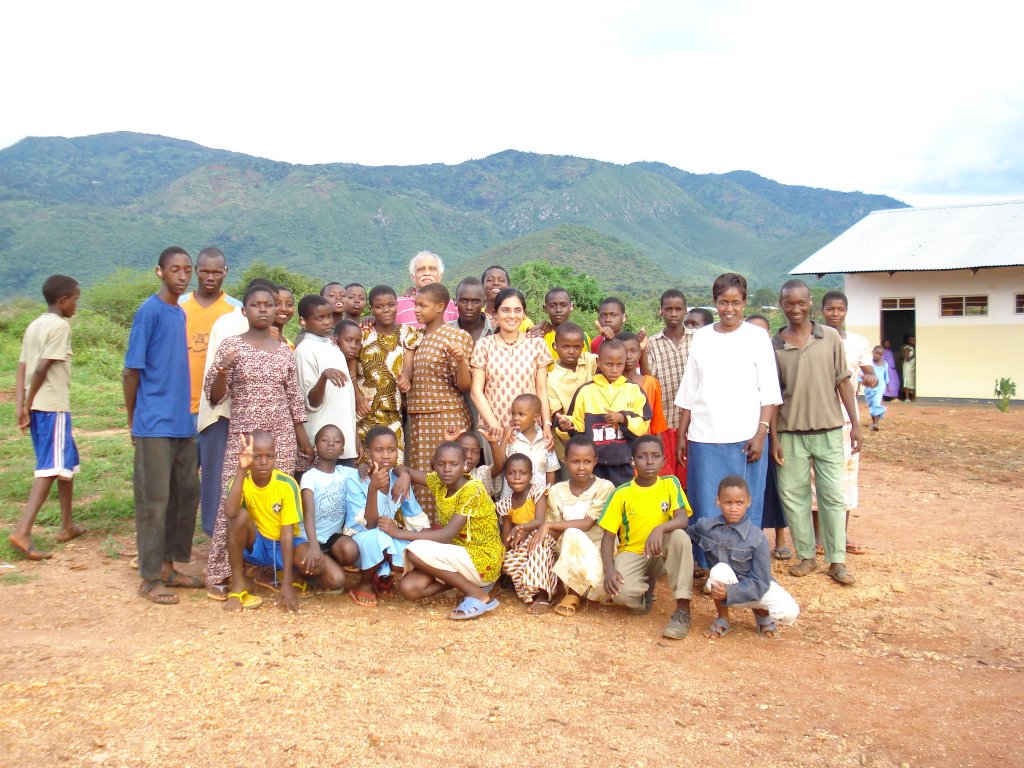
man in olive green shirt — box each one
[770,280,860,586]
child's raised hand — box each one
[556,414,574,432]
[269,326,281,341]
[396,372,411,393]
[321,368,348,388]
[478,424,503,444]
[443,425,465,442]
[637,328,648,351]
[604,568,624,598]
[238,433,255,471]
[217,349,238,374]
[526,321,549,338]
[368,461,390,492]
[594,320,615,340]
[604,409,625,427]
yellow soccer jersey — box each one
[597,476,691,555]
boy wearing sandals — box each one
[598,435,694,639]
[223,431,345,611]
[688,476,799,639]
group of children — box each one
[13,264,809,642]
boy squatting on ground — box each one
[687,475,800,639]
[599,435,694,640]
[223,431,347,611]
[10,275,86,560]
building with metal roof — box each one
[790,200,1024,400]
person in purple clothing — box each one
[881,339,901,401]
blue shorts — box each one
[30,411,80,479]
[244,530,308,570]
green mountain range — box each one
[0,131,906,295]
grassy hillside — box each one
[0,132,906,295]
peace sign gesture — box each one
[238,433,255,472]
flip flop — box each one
[526,598,551,616]
[138,579,178,605]
[350,588,378,608]
[255,571,315,598]
[772,547,793,560]
[56,524,86,543]
[225,590,263,610]
[7,535,52,561]
[449,596,500,620]
[162,569,203,588]
[846,543,868,555]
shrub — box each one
[83,269,159,328]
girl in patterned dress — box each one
[381,442,504,620]
[355,285,420,461]
[203,285,314,592]
[497,453,559,613]
[405,283,473,524]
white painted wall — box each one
[845,267,1024,329]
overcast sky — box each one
[2,1,1021,206]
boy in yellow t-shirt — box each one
[223,431,343,612]
[598,435,694,639]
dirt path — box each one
[2,403,1022,768]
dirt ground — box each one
[2,402,1022,768]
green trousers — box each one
[775,429,847,564]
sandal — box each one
[788,558,819,577]
[225,590,263,610]
[828,563,855,585]
[554,594,581,617]
[772,547,793,560]
[704,617,733,639]
[373,573,394,594]
[255,571,315,598]
[846,543,868,555]
[138,579,178,605]
[526,598,551,616]
[350,588,378,608]
[162,569,203,588]
[449,596,500,620]
[7,535,52,561]
[755,613,777,638]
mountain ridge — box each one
[0,132,907,294]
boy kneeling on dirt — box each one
[223,430,345,611]
[687,476,800,639]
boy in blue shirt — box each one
[10,275,85,560]
[123,246,201,605]
[687,475,800,638]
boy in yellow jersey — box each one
[223,431,343,611]
[598,435,694,639]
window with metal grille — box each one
[940,295,988,317]
[1016,293,1024,315]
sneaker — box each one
[663,610,692,640]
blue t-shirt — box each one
[124,294,193,438]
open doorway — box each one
[880,300,916,401]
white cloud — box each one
[1,0,1021,205]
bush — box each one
[72,309,130,378]
[83,269,159,328]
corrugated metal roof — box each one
[790,199,1024,275]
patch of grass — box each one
[0,571,38,586]
[102,535,122,559]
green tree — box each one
[226,260,324,301]
[752,286,777,308]
[509,261,603,316]
[83,268,160,328]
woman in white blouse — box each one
[675,273,782,559]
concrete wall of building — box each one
[844,267,1024,399]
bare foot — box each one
[56,524,86,543]
[8,533,53,561]
[138,579,178,605]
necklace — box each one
[501,331,521,346]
